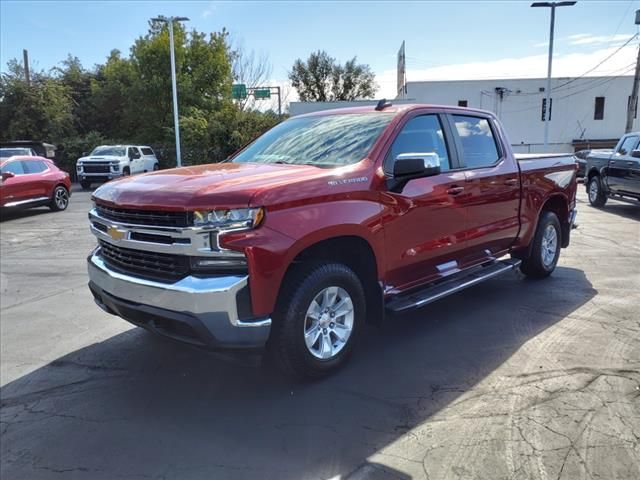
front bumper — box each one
[87,253,271,349]
[78,172,124,182]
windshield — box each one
[232,113,393,167]
[91,146,125,156]
[0,148,32,158]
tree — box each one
[0,59,75,142]
[289,51,377,101]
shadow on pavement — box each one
[0,266,596,480]
[596,202,640,221]
[0,207,55,222]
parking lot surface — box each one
[1,187,639,480]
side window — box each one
[141,147,154,156]
[616,136,638,156]
[386,115,450,173]
[1,161,25,175]
[452,115,500,168]
[22,160,47,174]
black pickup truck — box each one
[585,132,640,207]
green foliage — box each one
[0,22,280,172]
[289,50,377,101]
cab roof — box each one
[296,103,495,119]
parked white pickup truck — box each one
[76,145,159,190]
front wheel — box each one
[588,175,607,207]
[520,211,561,278]
[49,186,69,211]
[80,180,92,190]
[269,262,365,379]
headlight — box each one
[192,207,264,230]
[111,162,120,171]
[76,163,83,171]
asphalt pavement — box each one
[1,185,639,480]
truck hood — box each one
[79,155,125,163]
[92,162,342,210]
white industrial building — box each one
[289,75,637,153]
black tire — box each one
[520,211,561,278]
[153,163,159,171]
[269,262,366,380]
[587,175,607,207]
[123,167,131,176]
[49,185,69,212]
[80,180,92,190]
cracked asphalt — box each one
[1,186,639,480]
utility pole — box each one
[625,10,640,133]
[151,15,190,167]
[23,49,30,86]
[531,2,576,150]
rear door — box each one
[140,147,156,171]
[607,135,639,193]
[22,160,50,197]
[448,114,521,266]
[381,112,468,291]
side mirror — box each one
[82,151,88,157]
[631,149,640,159]
[2,171,15,181]
[388,153,441,192]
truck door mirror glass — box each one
[631,150,640,159]
[388,153,441,193]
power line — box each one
[551,33,638,90]
[500,66,636,115]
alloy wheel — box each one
[303,286,354,360]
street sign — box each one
[253,88,271,100]
[232,84,247,100]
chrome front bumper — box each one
[87,253,271,348]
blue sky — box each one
[1,0,639,100]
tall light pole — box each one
[531,1,576,151]
[625,10,640,133]
[151,15,189,167]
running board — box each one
[386,259,522,313]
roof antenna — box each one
[375,98,392,111]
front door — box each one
[1,160,33,205]
[381,113,468,293]
[607,135,639,193]
[448,114,521,266]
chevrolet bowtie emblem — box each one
[107,226,126,241]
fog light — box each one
[190,256,247,272]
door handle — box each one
[504,178,518,186]
[446,186,465,195]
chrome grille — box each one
[95,204,191,227]
[98,240,189,281]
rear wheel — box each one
[588,175,607,207]
[520,211,561,278]
[49,185,69,211]
[80,180,92,190]
[153,163,159,171]
[269,262,365,379]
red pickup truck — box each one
[87,103,577,378]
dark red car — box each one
[1,156,71,212]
